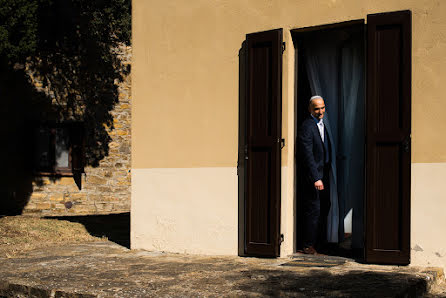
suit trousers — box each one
[302,165,331,249]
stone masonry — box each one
[23,45,131,216]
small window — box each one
[33,123,84,176]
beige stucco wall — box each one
[132,0,446,267]
[411,163,446,269]
[133,0,446,168]
[132,167,238,254]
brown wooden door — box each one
[242,29,283,257]
[365,11,411,264]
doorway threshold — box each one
[282,253,349,268]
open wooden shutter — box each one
[365,11,411,264]
[243,29,283,257]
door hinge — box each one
[282,42,286,53]
[279,234,284,245]
[403,135,411,153]
[279,138,285,149]
[236,160,240,175]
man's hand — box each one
[314,180,324,190]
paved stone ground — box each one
[0,241,445,297]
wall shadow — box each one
[0,0,130,216]
[0,68,45,215]
[47,212,130,248]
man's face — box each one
[309,98,325,120]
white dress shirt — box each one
[311,115,325,143]
[317,119,324,143]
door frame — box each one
[290,11,412,264]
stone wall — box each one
[23,45,131,215]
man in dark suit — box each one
[298,95,331,255]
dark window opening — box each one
[33,122,84,176]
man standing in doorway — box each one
[298,95,331,255]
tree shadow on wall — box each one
[0,0,131,215]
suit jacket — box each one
[298,116,330,183]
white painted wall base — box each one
[281,166,294,257]
[131,163,446,269]
[411,163,446,270]
[131,167,238,255]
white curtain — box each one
[303,33,341,243]
[303,29,365,245]
[340,34,365,248]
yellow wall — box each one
[133,0,446,169]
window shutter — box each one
[243,29,283,257]
[365,10,411,265]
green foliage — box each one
[77,0,131,45]
[0,0,131,63]
[0,0,38,62]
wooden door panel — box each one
[376,29,402,131]
[373,144,401,250]
[366,10,411,265]
[248,149,272,244]
[250,45,273,137]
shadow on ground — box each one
[47,212,130,248]
[231,269,429,297]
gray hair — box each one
[309,95,323,102]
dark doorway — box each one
[293,21,366,259]
[292,11,412,265]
